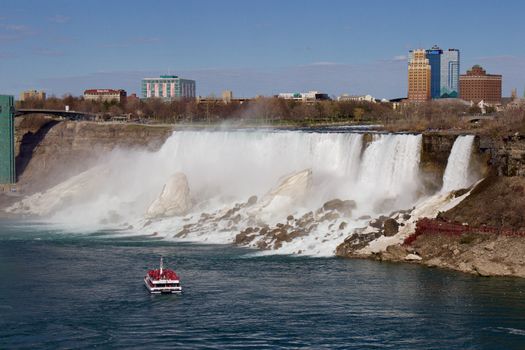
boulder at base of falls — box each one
[323,199,356,217]
[259,169,312,208]
[145,173,192,219]
[246,195,258,206]
[383,218,399,236]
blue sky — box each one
[1,0,524,98]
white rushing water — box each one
[442,135,475,192]
[7,130,477,256]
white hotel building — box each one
[141,75,196,100]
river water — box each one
[1,221,525,349]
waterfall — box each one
[10,130,427,255]
[442,135,475,192]
[156,131,365,204]
[357,134,422,208]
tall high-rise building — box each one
[141,75,196,100]
[408,49,431,102]
[414,46,460,99]
[425,46,442,99]
[0,95,15,184]
[440,49,460,98]
[460,65,502,105]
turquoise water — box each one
[1,221,525,349]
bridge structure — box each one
[0,95,96,187]
[15,108,96,120]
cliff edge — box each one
[14,117,173,194]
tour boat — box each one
[144,257,182,294]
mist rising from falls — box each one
[8,130,474,256]
[157,131,365,206]
[442,135,475,192]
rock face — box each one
[420,133,491,192]
[420,133,457,192]
[335,209,408,258]
[259,169,312,209]
[405,231,525,278]
[267,169,312,199]
[6,166,109,216]
[233,201,351,252]
[421,133,457,168]
[174,196,259,239]
[479,134,525,177]
[13,118,173,195]
[145,173,192,219]
[442,176,525,230]
[335,229,383,256]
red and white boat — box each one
[144,257,182,294]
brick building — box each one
[459,65,502,105]
[84,89,127,103]
[19,89,46,102]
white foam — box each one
[8,130,476,256]
[442,135,475,192]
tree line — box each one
[17,95,395,125]
[18,94,524,136]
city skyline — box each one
[1,0,525,98]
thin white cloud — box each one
[392,55,407,61]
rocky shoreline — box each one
[335,222,525,278]
[383,232,525,277]
[333,175,525,278]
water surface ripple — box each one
[1,223,525,349]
